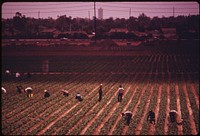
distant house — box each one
[132,31,148,37]
[161,28,177,39]
[148,30,161,39]
[40,28,61,38]
[70,31,89,39]
[109,28,128,33]
[109,28,128,39]
[57,31,89,39]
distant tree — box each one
[127,16,139,31]
[56,15,70,32]
[104,17,115,32]
[138,13,151,31]
[13,12,27,31]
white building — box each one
[98,8,103,20]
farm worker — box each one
[25,87,33,98]
[16,85,23,94]
[16,72,21,78]
[169,110,183,125]
[2,87,7,93]
[44,90,50,98]
[98,84,103,101]
[76,93,83,101]
[122,110,132,125]
[62,89,69,97]
[5,69,11,75]
[147,110,155,124]
[26,72,32,78]
[117,85,124,102]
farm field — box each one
[1,40,199,135]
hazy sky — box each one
[2,2,199,19]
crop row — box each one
[2,73,199,135]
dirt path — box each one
[175,83,183,135]
[188,74,199,109]
[135,85,154,135]
[164,84,170,135]
[120,86,139,135]
[148,73,163,135]
[190,84,199,109]
[35,85,99,135]
[3,73,85,121]
[24,85,99,135]
[10,74,97,135]
[148,84,162,135]
[92,74,140,135]
[182,83,198,135]
[66,82,118,135]
[120,73,151,135]
[79,85,132,135]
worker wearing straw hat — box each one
[44,90,50,98]
[2,87,7,93]
[122,110,133,126]
[25,87,33,98]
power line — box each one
[4,2,93,6]
[97,4,198,10]
[3,9,198,15]
[98,2,198,6]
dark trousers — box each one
[125,114,132,125]
[76,96,83,101]
[118,93,123,102]
[99,93,102,101]
[149,118,155,124]
[17,88,22,94]
[170,112,176,123]
[27,90,32,97]
[63,92,69,97]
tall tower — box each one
[98,8,103,20]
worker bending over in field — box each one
[16,85,23,94]
[62,89,69,97]
[118,85,124,102]
[44,90,50,98]
[169,110,183,125]
[2,87,7,93]
[122,110,133,125]
[76,93,83,101]
[15,72,21,78]
[98,84,103,101]
[25,87,33,98]
[147,110,155,124]
[5,69,11,76]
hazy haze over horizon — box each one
[2,1,199,19]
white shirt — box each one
[5,70,10,74]
[16,72,20,78]
[76,94,81,97]
[118,87,124,93]
[2,87,6,93]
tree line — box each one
[2,12,199,39]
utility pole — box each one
[94,1,96,44]
[88,11,90,20]
[173,7,175,17]
[70,23,71,33]
[129,8,131,18]
[38,11,40,19]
